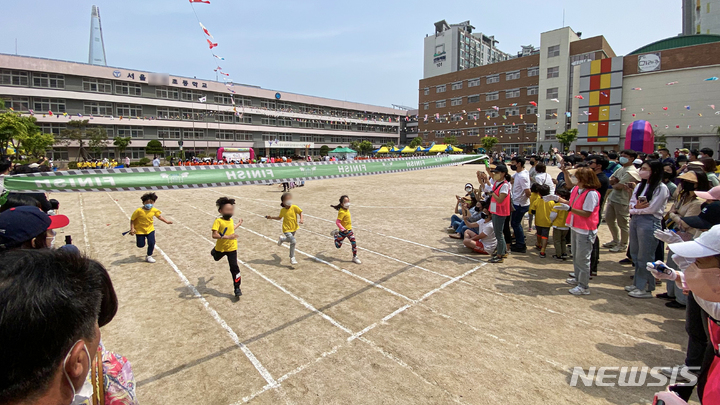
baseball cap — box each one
[668,224,720,258]
[491,164,508,173]
[0,206,69,249]
[681,202,720,230]
[696,185,720,201]
[680,148,690,154]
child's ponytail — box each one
[331,195,348,211]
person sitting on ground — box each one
[450,196,483,239]
[462,199,496,255]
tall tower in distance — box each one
[88,5,107,66]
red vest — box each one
[566,187,600,230]
[490,181,511,216]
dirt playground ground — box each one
[51,163,695,404]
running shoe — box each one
[146,256,156,263]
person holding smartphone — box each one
[626,161,670,298]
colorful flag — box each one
[207,39,218,49]
[213,54,225,60]
[199,22,213,38]
[198,96,207,103]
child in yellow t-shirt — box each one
[550,188,572,260]
[528,184,540,233]
[130,192,173,263]
[265,193,304,265]
[529,184,554,258]
[331,195,360,264]
[212,197,243,298]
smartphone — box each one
[638,196,648,204]
[65,235,72,245]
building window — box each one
[468,78,480,87]
[486,75,499,84]
[156,87,179,100]
[237,132,253,141]
[180,90,203,102]
[451,97,463,106]
[128,148,145,160]
[181,109,201,120]
[468,111,480,120]
[32,73,65,89]
[467,129,480,136]
[299,135,313,142]
[116,104,143,117]
[157,107,180,119]
[683,136,700,150]
[547,66,560,78]
[486,92,499,101]
[506,71,520,81]
[312,136,325,143]
[527,86,538,96]
[423,88,429,95]
[423,103,429,110]
[436,85,446,93]
[451,81,463,90]
[545,109,558,119]
[264,134,293,142]
[261,100,276,109]
[467,95,480,103]
[157,128,181,139]
[486,110,499,118]
[117,126,144,138]
[33,98,66,113]
[546,87,559,99]
[526,124,537,132]
[239,115,252,124]
[451,114,463,122]
[528,67,539,77]
[485,127,498,135]
[82,78,112,93]
[547,45,560,58]
[0,69,29,86]
[506,125,519,134]
[215,112,235,123]
[184,129,206,140]
[115,82,142,96]
[436,100,446,108]
[505,89,520,98]
[505,107,519,116]
[83,101,113,116]
[2,96,30,111]
[544,130,557,139]
[261,117,277,126]
[215,130,236,140]
[526,106,538,115]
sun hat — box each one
[668,224,720,258]
[681,201,720,230]
[677,171,699,183]
[695,185,720,201]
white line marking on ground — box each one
[105,193,280,390]
[78,193,91,252]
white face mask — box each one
[343,203,350,209]
[62,341,94,405]
[285,200,293,207]
[694,295,720,320]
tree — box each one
[0,103,40,159]
[58,120,90,160]
[555,129,578,152]
[480,136,498,151]
[351,140,373,156]
[17,131,55,158]
[443,135,458,146]
[654,132,667,149]
[87,127,109,158]
[145,139,164,157]
[538,144,544,153]
[383,141,395,149]
[319,145,330,156]
[113,137,132,158]
[409,136,423,148]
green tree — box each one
[0,103,40,158]
[319,145,330,156]
[383,141,395,149]
[555,129,578,152]
[480,136,498,151]
[113,136,132,158]
[352,140,374,156]
[18,131,55,158]
[443,135,458,146]
[409,136,423,148]
[87,127,109,158]
[58,120,90,160]
[145,139,164,157]
[538,144,544,153]
[654,132,667,149]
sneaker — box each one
[488,256,504,263]
[290,257,298,265]
[146,256,156,263]
[446,226,456,232]
[330,230,339,238]
[628,289,653,298]
[234,288,242,298]
[278,236,286,246]
[656,292,673,300]
[352,256,362,264]
[625,285,638,292]
[510,244,527,253]
[619,258,633,265]
[560,254,569,261]
[665,301,686,309]
[609,244,627,253]
[539,252,546,258]
[565,278,578,285]
[553,255,565,261]
[568,272,576,278]
[602,240,619,249]
[569,285,590,295]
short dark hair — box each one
[700,147,714,157]
[536,184,551,197]
[49,199,60,210]
[556,188,571,200]
[535,163,547,173]
[608,152,618,160]
[0,158,11,174]
[620,149,638,159]
[141,192,158,203]
[0,250,103,403]
[530,183,539,193]
[511,156,526,166]
[0,194,41,213]
[589,154,610,170]
[658,148,670,154]
[690,149,700,158]
[215,197,236,210]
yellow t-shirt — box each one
[212,217,237,252]
[530,198,554,228]
[529,192,540,207]
[131,207,161,234]
[280,205,303,233]
[337,208,352,231]
[551,203,570,228]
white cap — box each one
[668,224,720,258]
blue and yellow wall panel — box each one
[576,56,623,146]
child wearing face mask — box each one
[529,184,554,258]
[331,195,361,264]
[266,193,304,265]
[130,192,173,263]
[212,197,244,298]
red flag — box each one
[189,0,210,3]
[199,22,213,39]
[207,39,218,49]
[220,72,229,76]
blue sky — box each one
[1,0,680,108]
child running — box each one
[211,197,243,298]
[265,192,304,265]
[529,184,553,258]
[331,195,361,264]
[130,192,173,263]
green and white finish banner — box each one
[2,155,484,193]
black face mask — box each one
[682,182,696,192]
[480,212,488,219]
[222,214,233,220]
[663,172,674,181]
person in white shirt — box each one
[626,160,670,298]
[534,163,555,196]
[124,156,131,167]
[463,200,497,254]
[509,156,531,252]
[152,156,160,167]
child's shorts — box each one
[536,226,550,240]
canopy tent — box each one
[329,147,358,159]
[373,146,390,154]
[389,146,402,153]
[447,145,463,153]
[330,147,357,153]
[426,144,451,153]
[400,146,417,153]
